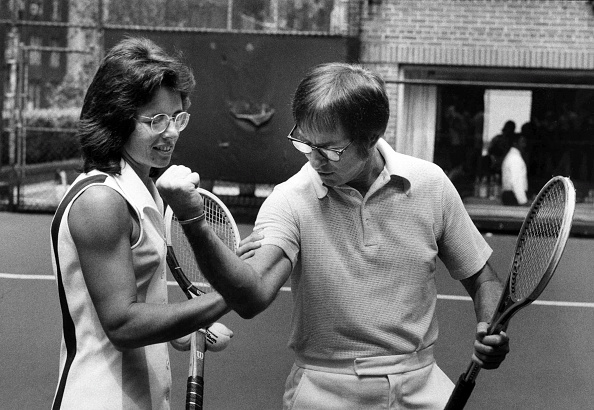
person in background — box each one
[50,37,239,410]
[501,132,529,206]
[157,62,510,409]
[487,120,515,177]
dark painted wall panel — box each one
[105,30,359,184]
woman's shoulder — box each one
[74,183,127,210]
[67,184,132,243]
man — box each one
[488,120,515,176]
[501,133,529,205]
[157,63,509,409]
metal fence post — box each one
[3,22,19,209]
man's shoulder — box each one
[263,164,316,208]
[381,141,445,182]
[392,152,447,182]
[273,164,314,192]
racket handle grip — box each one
[443,373,475,410]
[186,376,204,410]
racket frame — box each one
[195,187,241,250]
[488,176,575,335]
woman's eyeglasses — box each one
[136,112,190,134]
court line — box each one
[436,293,594,308]
[0,273,56,281]
[3,273,594,309]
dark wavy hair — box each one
[292,63,389,156]
[78,37,195,174]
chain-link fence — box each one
[1,33,92,212]
[1,107,81,212]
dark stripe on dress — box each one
[51,175,107,409]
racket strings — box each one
[170,218,212,293]
[510,181,566,301]
[169,194,238,293]
[202,196,238,250]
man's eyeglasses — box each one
[136,112,190,134]
[287,125,353,162]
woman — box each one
[51,37,233,409]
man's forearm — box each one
[462,262,505,323]
[472,278,504,323]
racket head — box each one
[508,176,575,302]
[164,187,241,295]
[491,176,575,331]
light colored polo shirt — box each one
[255,138,492,366]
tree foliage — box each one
[47,0,101,109]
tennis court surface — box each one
[1,211,593,409]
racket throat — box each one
[488,295,515,334]
[463,361,482,383]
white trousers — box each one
[283,346,454,410]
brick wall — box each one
[361,0,594,66]
[357,0,594,146]
[364,1,593,48]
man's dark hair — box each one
[292,62,390,155]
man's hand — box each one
[472,322,510,369]
[236,230,263,260]
[156,165,203,220]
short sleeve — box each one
[438,175,493,280]
[254,187,301,268]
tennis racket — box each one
[164,187,240,410]
[444,176,575,410]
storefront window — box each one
[434,85,594,206]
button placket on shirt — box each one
[361,200,377,247]
[361,173,390,247]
